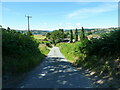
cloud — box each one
[43,22,47,25]
[76,23,80,26]
[59,23,62,26]
[67,3,117,19]
[66,22,71,25]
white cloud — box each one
[76,23,80,26]
[66,22,71,25]
[43,22,47,25]
[59,23,62,26]
[67,3,117,19]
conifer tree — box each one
[75,28,78,42]
[80,27,85,42]
[70,30,73,43]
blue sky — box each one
[1,2,118,30]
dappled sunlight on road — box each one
[18,47,94,88]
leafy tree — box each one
[59,29,64,33]
[50,30,61,44]
[70,30,73,43]
[46,32,51,39]
[64,32,69,38]
[59,29,64,40]
[0,25,2,28]
[46,29,66,44]
[80,27,85,42]
[75,28,78,42]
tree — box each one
[46,33,51,39]
[50,30,61,44]
[70,30,73,43]
[7,27,10,31]
[80,27,85,42]
[64,32,69,38]
[45,29,66,45]
[0,25,2,28]
[59,29,64,40]
[75,28,78,42]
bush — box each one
[57,30,120,77]
[88,30,120,56]
[2,29,45,75]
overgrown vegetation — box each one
[2,28,49,75]
[57,29,120,78]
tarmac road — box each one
[18,47,94,88]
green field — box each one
[34,35,46,39]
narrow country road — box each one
[18,47,94,88]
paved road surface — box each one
[18,47,94,88]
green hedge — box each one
[2,29,45,75]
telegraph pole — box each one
[25,15,32,32]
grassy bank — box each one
[57,30,120,79]
[57,42,83,63]
[39,44,50,55]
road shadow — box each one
[75,66,120,88]
[19,57,93,88]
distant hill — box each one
[15,27,118,35]
[16,30,51,35]
[64,27,118,34]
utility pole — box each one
[25,15,32,32]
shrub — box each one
[2,29,45,75]
[57,29,120,77]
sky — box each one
[1,2,118,31]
